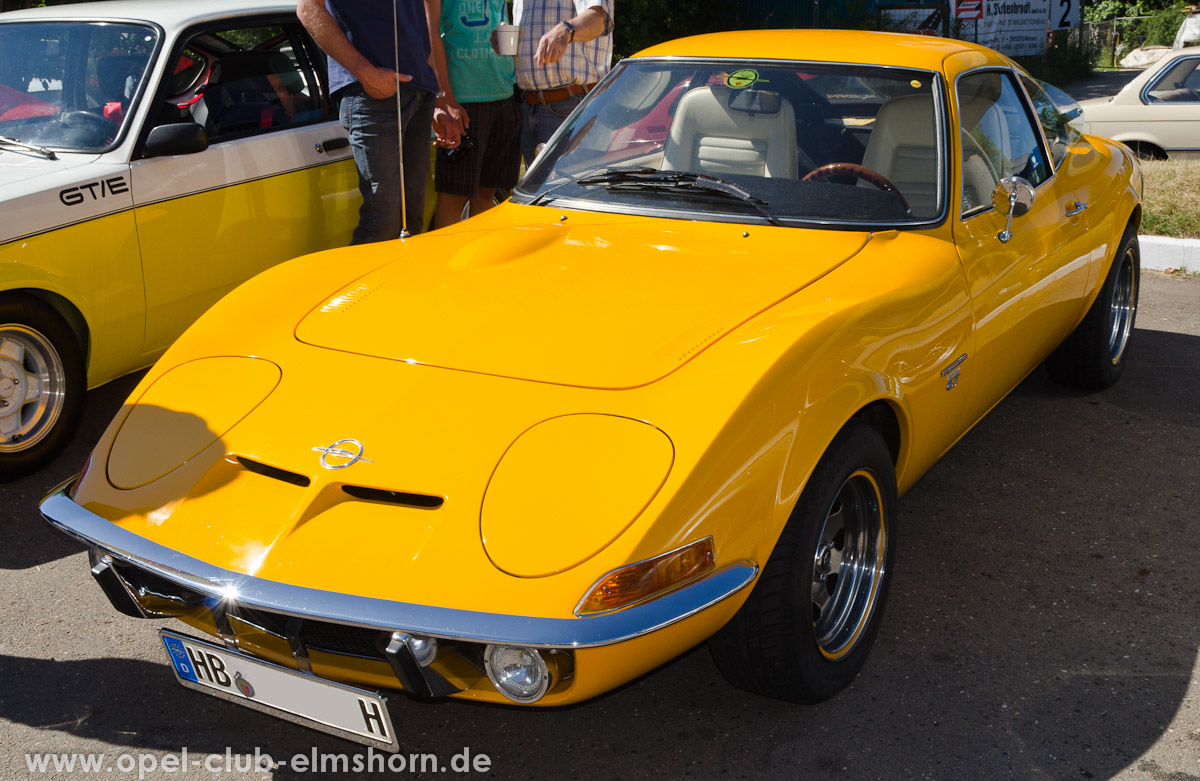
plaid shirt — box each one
[512,0,613,91]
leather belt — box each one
[522,83,596,105]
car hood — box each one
[296,216,871,389]
[0,150,100,190]
[0,152,116,244]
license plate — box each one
[159,630,398,751]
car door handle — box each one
[1066,200,1088,217]
[315,137,350,155]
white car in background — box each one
[1080,47,1200,159]
[0,0,360,476]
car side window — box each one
[1145,57,1200,103]
[1019,74,1080,169]
[957,71,1050,217]
[154,20,333,143]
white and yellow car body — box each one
[1,0,360,475]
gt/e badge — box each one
[59,176,128,206]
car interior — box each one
[531,64,946,222]
[1145,55,1200,102]
[153,23,327,143]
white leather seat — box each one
[956,75,1013,212]
[662,85,797,178]
[860,93,940,217]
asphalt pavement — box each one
[1059,69,1141,102]
[0,270,1197,780]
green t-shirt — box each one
[440,0,517,103]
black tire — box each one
[1046,227,1139,391]
[0,296,86,479]
[709,421,897,703]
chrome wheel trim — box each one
[0,324,66,453]
[810,468,888,660]
[1108,246,1137,365]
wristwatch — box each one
[560,20,575,41]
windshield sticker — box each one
[726,69,761,89]
[910,80,922,89]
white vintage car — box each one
[0,0,360,476]
[1080,46,1200,159]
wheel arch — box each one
[850,399,902,467]
[773,380,912,550]
[0,288,91,369]
[1121,139,1167,160]
[1127,202,1143,235]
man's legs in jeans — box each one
[520,94,583,168]
[341,84,435,244]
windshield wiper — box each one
[529,165,657,207]
[0,135,57,160]
[574,168,783,226]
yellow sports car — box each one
[41,30,1141,751]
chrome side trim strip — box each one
[41,489,757,649]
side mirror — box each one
[144,123,208,158]
[993,176,1035,243]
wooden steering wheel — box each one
[802,163,910,213]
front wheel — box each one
[710,421,897,703]
[0,297,85,479]
[1046,227,1139,390]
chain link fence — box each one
[1084,15,1176,68]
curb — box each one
[1140,234,1200,273]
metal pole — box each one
[393,0,410,239]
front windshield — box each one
[0,21,158,152]
[516,59,945,226]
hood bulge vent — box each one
[319,282,380,314]
[341,485,444,509]
[236,457,311,487]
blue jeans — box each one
[521,94,584,167]
[339,83,435,244]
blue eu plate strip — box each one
[163,635,199,683]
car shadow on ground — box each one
[1,329,1196,779]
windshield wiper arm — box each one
[0,135,57,160]
[528,165,657,206]
[576,169,783,226]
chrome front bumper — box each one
[40,486,757,649]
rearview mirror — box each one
[143,122,208,158]
[993,176,1035,243]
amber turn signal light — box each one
[576,537,715,615]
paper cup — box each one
[496,23,519,56]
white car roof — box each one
[0,0,299,32]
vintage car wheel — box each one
[0,297,85,478]
[1046,227,1139,390]
[710,421,896,703]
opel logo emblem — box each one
[312,439,373,470]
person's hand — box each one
[490,28,501,55]
[433,109,463,148]
[534,23,571,67]
[358,63,412,99]
[433,96,468,148]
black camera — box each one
[443,134,475,163]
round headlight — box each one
[481,414,673,577]
[484,645,550,703]
[408,635,438,667]
[106,357,281,489]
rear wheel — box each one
[710,421,897,703]
[1046,227,1139,390]
[0,297,85,478]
